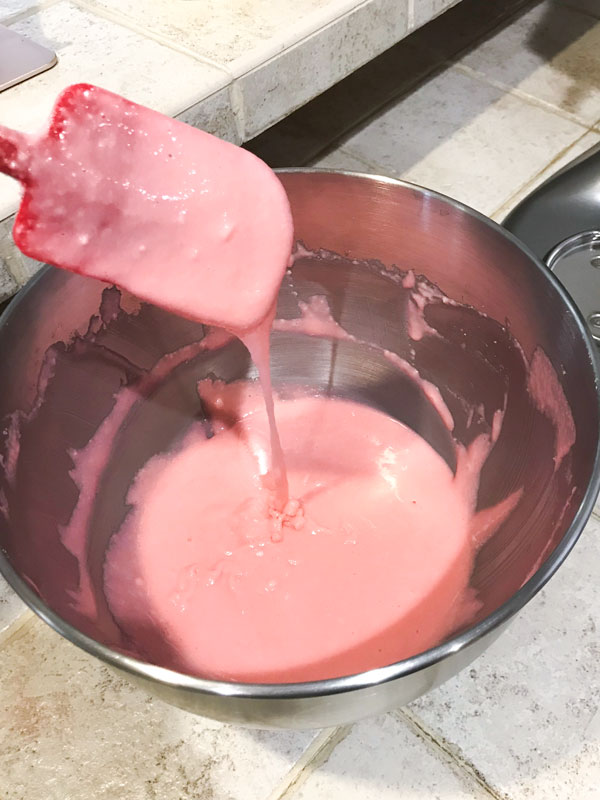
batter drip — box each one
[104,387,478,683]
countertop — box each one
[2,0,600,798]
[0,0,459,298]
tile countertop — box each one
[2,1,600,798]
[0,0,462,298]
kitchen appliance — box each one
[504,141,600,347]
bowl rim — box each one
[1,167,599,701]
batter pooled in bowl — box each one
[104,386,479,683]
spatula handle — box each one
[0,125,30,182]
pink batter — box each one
[104,386,476,683]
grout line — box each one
[407,0,415,30]
[228,82,247,145]
[450,62,592,130]
[0,608,35,650]
[2,0,61,26]
[489,128,595,220]
[70,0,233,78]
[333,146,406,180]
[397,707,510,800]
[172,88,225,119]
[311,144,392,175]
[172,84,240,143]
[264,725,352,800]
[336,148,392,175]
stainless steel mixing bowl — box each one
[0,170,598,729]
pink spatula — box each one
[0,83,294,333]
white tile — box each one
[175,85,240,145]
[492,129,600,220]
[80,0,383,75]
[341,65,587,215]
[237,0,409,139]
[410,514,600,800]
[0,574,27,636]
[294,713,490,799]
[413,0,462,29]
[459,1,600,126]
[0,0,37,21]
[0,1,229,135]
[0,616,317,800]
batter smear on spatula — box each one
[0,83,293,507]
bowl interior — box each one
[0,171,598,686]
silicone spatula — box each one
[0,83,294,332]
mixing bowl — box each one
[0,170,598,729]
